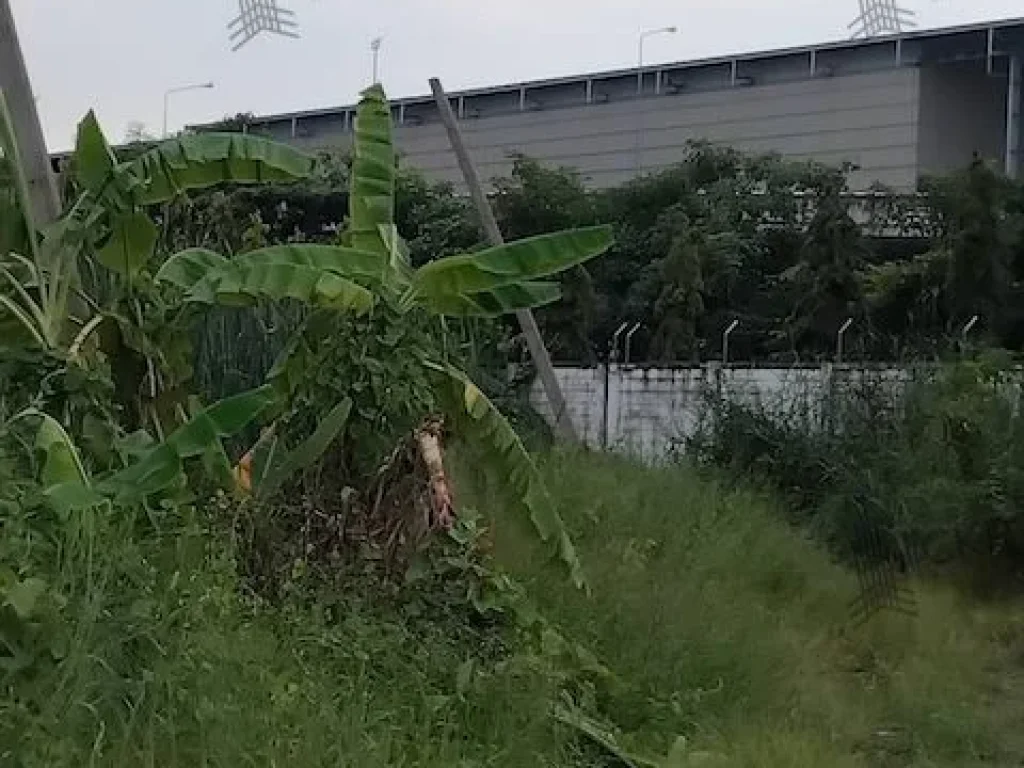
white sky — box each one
[9,0,1024,150]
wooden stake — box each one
[0,0,60,227]
[429,77,579,444]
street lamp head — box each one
[642,25,677,38]
[201,82,215,89]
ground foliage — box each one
[688,353,1024,585]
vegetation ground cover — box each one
[5,451,1024,766]
[4,80,1024,768]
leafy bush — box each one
[689,355,1024,577]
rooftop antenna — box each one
[228,0,300,51]
[848,0,916,39]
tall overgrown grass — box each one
[0,489,576,766]
[488,451,1024,766]
[5,447,1024,765]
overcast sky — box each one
[9,0,1024,150]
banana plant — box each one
[9,386,277,516]
[0,90,74,351]
[156,85,612,586]
[0,87,316,355]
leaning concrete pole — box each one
[0,0,60,226]
[429,77,579,444]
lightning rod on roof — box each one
[848,0,917,39]
[228,0,301,51]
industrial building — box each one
[202,17,1024,192]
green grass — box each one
[5,452,1024,766]
[0,507,573,767]
[489,451,1024,767]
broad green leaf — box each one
[73,111,117,195]
[96,210,157,276]
[237,244,388,283]
[266,331,314,398]
[155,248,231,291]
[414,226,612,297]
[167,387,279,458]
[184,395,239,492]
[103,386,277,499]
[426,362,585,589]
[421,281,562,317]
[44,483,107,517]
[257,398,352,499]
[125,133,315,205]
[349,86,395,254]
[378,223,413,280]
[13,409,90,490]
[104,443,183,499]
[196,262,375,313]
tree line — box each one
[170,140,1024,364]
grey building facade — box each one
[206,18,1024,192]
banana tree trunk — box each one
[0,0,60,227]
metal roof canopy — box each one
[195,17,1024,128]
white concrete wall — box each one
[530,364,916,462]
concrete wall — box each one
[917,62,1007,177]
[530,364,915,463]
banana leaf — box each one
[256,398,352,498]
[190,262,375,313]
[73,111,118,196]
[348,86,396,254]
[96,210,157,276]
[103,385,277,499]
[426,361,585,588]
[236,244,389,284]
[124,133,315,205]
[413,226,612,297]
[8,409,105,515]
[155,248,232,291]
[420,281,562,317]
[11,409,90,490]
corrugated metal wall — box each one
[395,69,922,190]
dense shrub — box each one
[689,355,1024,579]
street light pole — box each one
[635,25,676,174]
[371,37,383,84]
[637,26,677,95]
[163,82,215,138]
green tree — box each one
[492,155,600,362]
[157,86,614,584]
[650,214,705,362]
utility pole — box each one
[429,77,580,444]
[0,0,60,226]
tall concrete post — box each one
[0,0,60,226]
